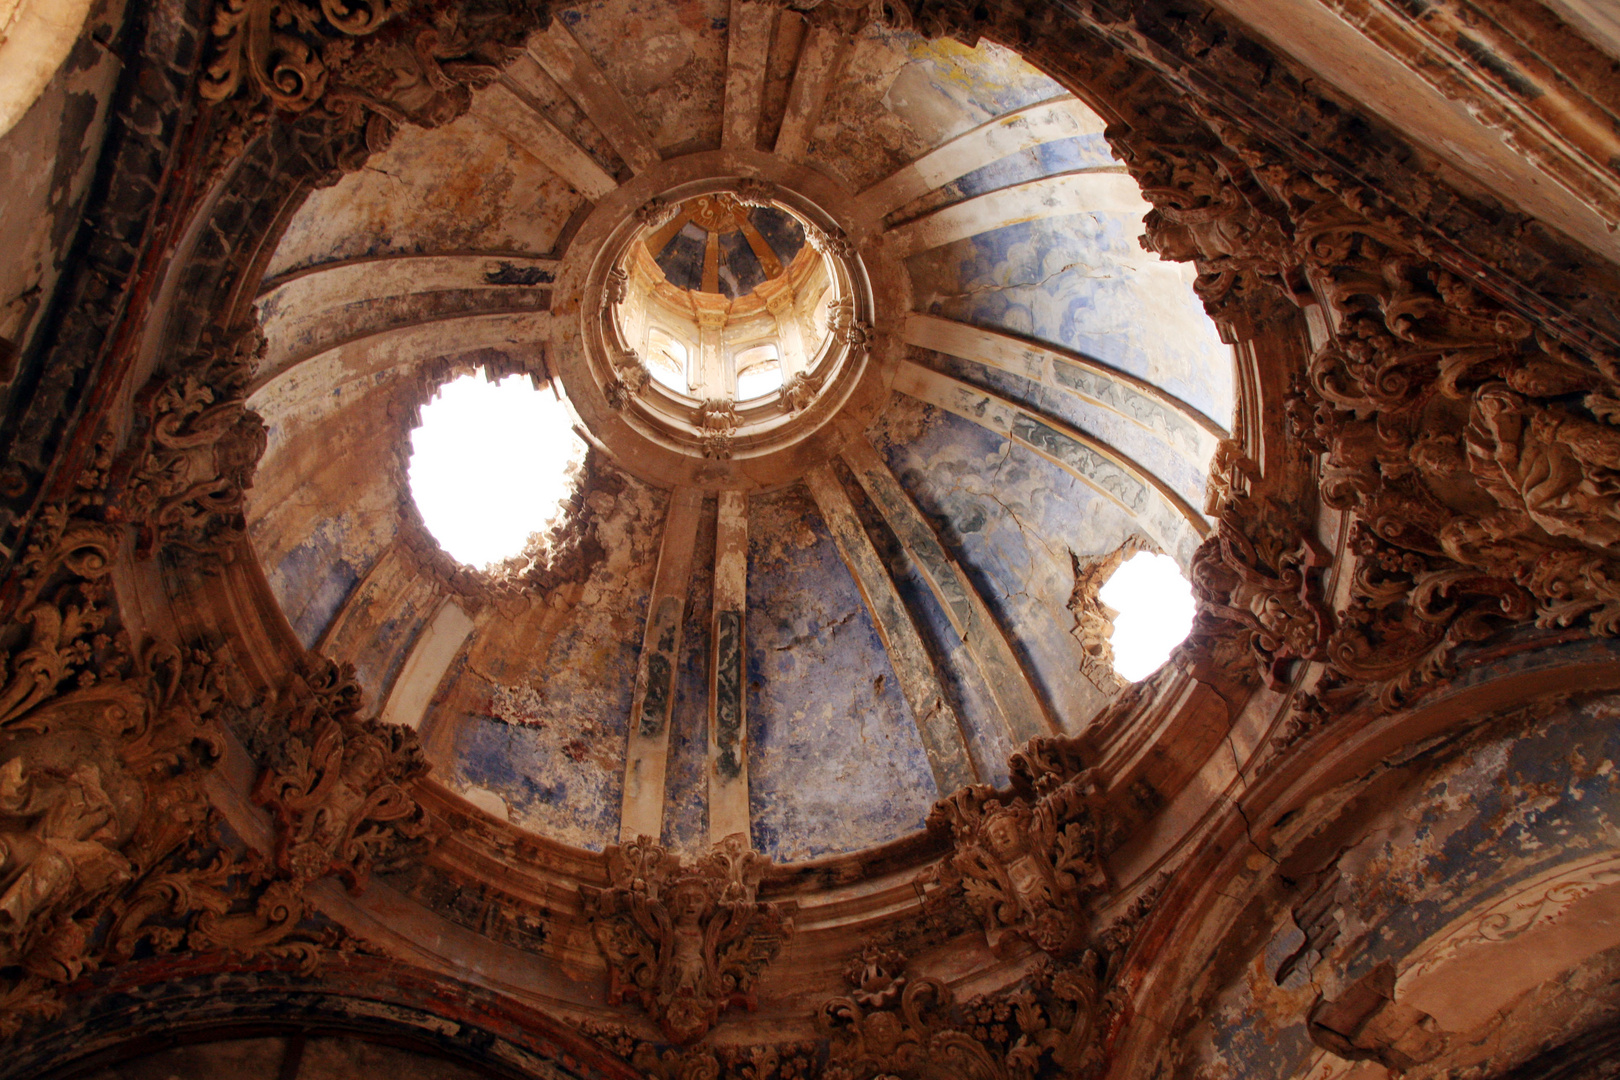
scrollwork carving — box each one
[248,656,432,892]
[582,833,796,1044]
[923,740,1109,958]
[119,325,268,564]
[818,951,1111,1080]
[201,0,546,174]
[1189,497,1332,691]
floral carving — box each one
[250,658,432,892]
[825,299,871,356]
[818,951,1110,1080]
[808,225,857,262]
[1189,496,1332,691]
[604,266,630,306]
[201,0,545,173]
[606,349,651,411]
[637,199,681,230]
[780,371,820,414]
[582,834,796,1044]
[924,738,1109,957]
[735,178,778,208]
[120,325,268,564]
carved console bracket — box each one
[582,833,796,1044]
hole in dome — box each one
[408,369,586,569]
[1098,552,1196,681]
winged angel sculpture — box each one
[582,833,796,1044]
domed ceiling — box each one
[244,3,1231,863]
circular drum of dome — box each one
[557,175,886,492]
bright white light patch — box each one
[1097,552,1195,681]
[408,370,585,569]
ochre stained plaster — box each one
[265,115,586,279]
[558,0,727,155]
[442,473,666,849]
[812,31,1069,191]
[0,2,124,368]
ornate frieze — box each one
[581,834,796,1044]
[819,951,1110,1080]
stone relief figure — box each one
[926,761,1110,958]
[0,755,134,980]
[583,833,796,1044]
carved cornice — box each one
[1316,0,1620,229]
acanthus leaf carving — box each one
[582,833,796,1044]
[200,0,547,175]
[780,371,820,415]
[249,656,433,892]
[117,324,268,565]
[1188,496,1332,691]
[922,737,1110,959]
[606,349,652,411]
[1117,98,1620,724]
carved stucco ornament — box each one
[696,400,741,461]
[247,657,433,892]
[200,0,547,173]
[636,199,681,231]
[1111,95,1620,721]
[780,370,821,414]
[0,440,436,1035]
[1189,495,1332,692]
[817,948,1111,1080]
[117,325,269,564]
[923,736,1109,958]
[582,833,796,1044]
[606,349,652,411]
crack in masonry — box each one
[1226,728,1281,867]
[771,609,858,651]
[943,471,1063,563]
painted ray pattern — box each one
[245,0,1230,863]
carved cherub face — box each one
[667,882,710,925]
[983,808,1032,860]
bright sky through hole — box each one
[1098,552,1196,681]
[408,370,585,569]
